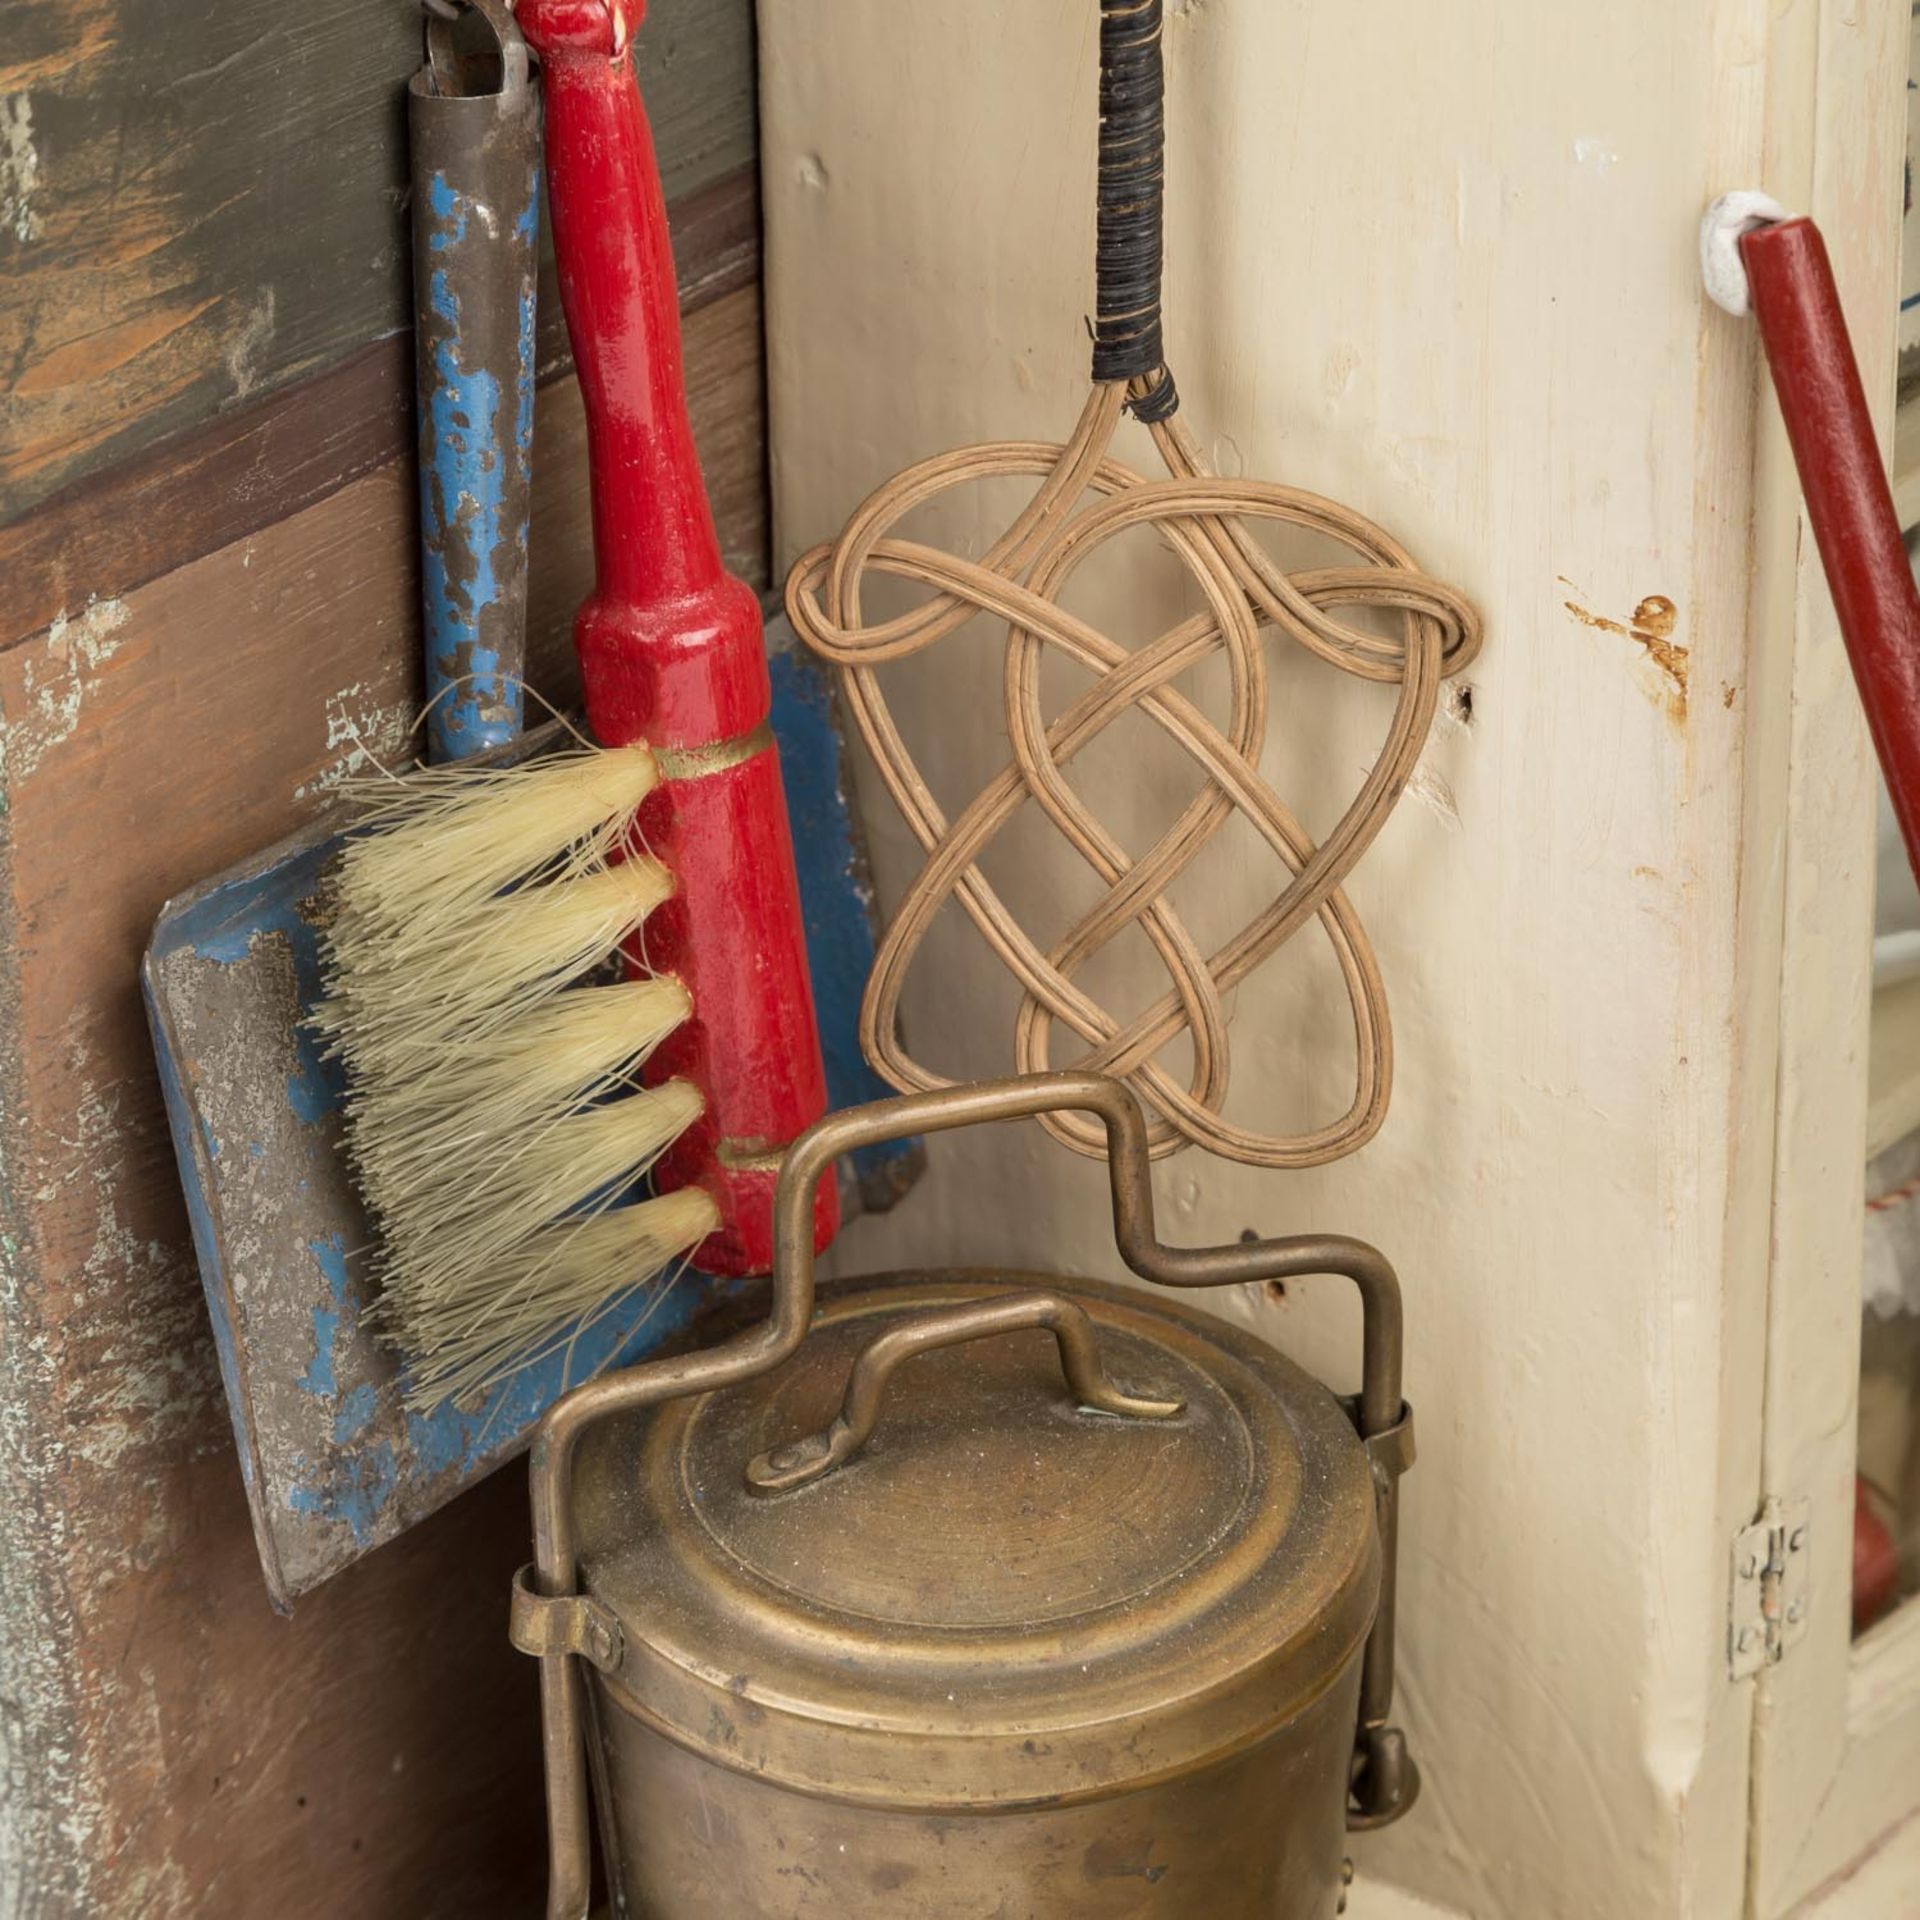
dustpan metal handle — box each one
[524,1070,1416,1912]
[408,0,539,764]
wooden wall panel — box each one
[0,269,763,1911]
[0,0,755,523]
[0,165,759,651]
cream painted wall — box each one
[761,2,1903,1914]
[1790,1806,1920,1916]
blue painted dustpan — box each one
[142,637,903,1611]
[142,8,910,1609]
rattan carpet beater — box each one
[787,0,1482,1169]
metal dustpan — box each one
[143,631,914,1612]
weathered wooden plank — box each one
[0,334,412,648]
[0,282,763,1911]
[0,0,755,523]
[0,160,760,647]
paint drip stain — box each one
[222,289,276,399]
[1563,591,1687,713]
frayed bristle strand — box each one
[384,1187,722,1411]
[315,860,673,1065]
[332,744,658,942]
[359,1077,705,1298]
[338,978,692,1187]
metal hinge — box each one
[1729,1496,1810,1679]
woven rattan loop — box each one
[787,377,1481,1167]
[786,0,1478,1166]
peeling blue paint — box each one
[395,1264,713,1485]
[416,166,533,765]
[284,1064,332,1127]
[278,1264,719,1548]
[402,1402,478,1483]
[279,1270,711,1550]
[427,263,459,326]
[333,1382,378,1445]
[425,171,467,253]
[146,666,921,1597]
[421,315,508,755]
[288,1441,399,1549]
[299,1308,339,1397]
[168,841,344,1127]
[298,1234,351,1397]
[514,289,537,463]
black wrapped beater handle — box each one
[1093,0,1179,419]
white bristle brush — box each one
[313,745,721,1411]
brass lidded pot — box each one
[512,1074,1418,1918]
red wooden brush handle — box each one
[520,0,835,1272]
[1741,218,1920,888]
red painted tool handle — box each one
[520,0,835,1274]
[1742,217,1920,887]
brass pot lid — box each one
[573,1271,1380,1811]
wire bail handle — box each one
[516,1070,1420,1914]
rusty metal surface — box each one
[520,1071,1417,1920]
[598,1656,1363,1917]
[409,0,539,762]
[142,661,917,1611]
